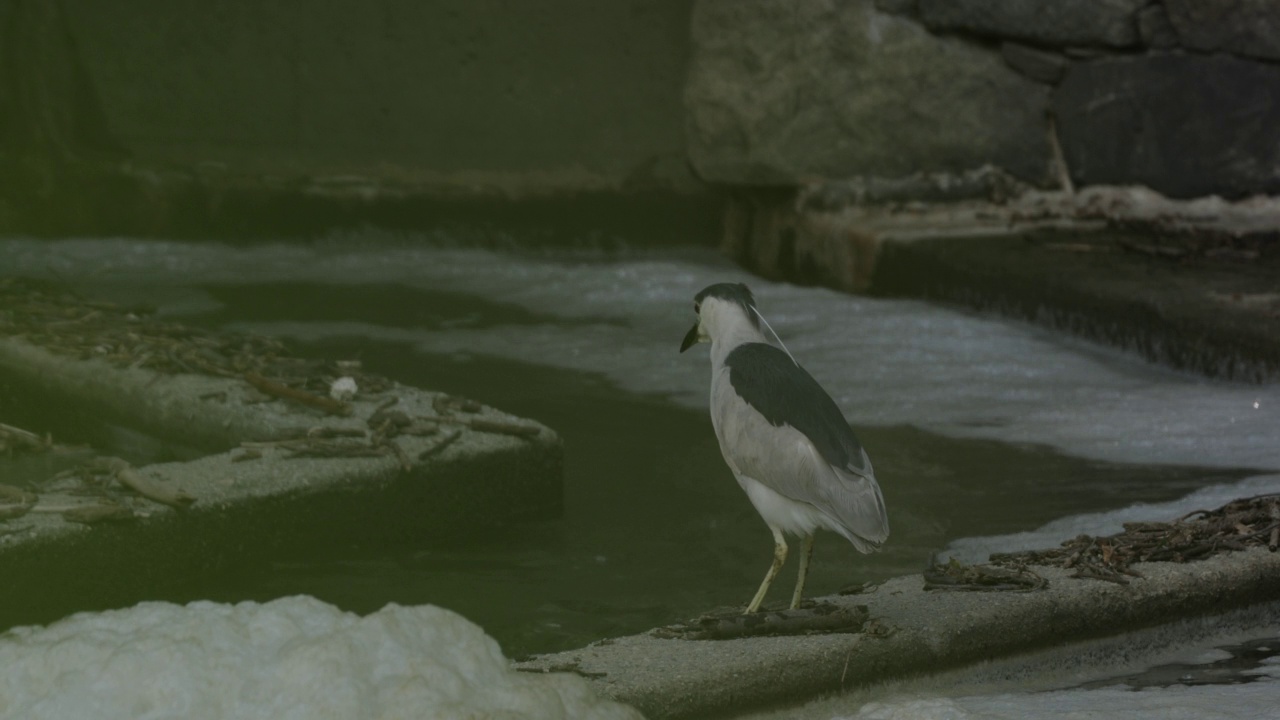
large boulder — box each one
[1000,42,1068,84]
[1136,4,1180,49]
[1053,53,1280,198]
[918,0,1148,47]
[685,0,1051,185]
[1164,0,1280,61]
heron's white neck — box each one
[708,315,769,368]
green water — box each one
[0,279,1255,658]
[176,283,1248,657]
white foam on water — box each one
[6,235,1273,472]
[0,595,640,720]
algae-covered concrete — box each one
[518,548,1280,719]
[0,335,562,630]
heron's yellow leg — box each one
[790,534,815,609]
[744,527,788,614]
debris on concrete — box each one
[652,602,869,641]
[0,486,36,521]
[788,184,1280,293]
[922,557,1048,592]
[0,277,354,384]
[990,492,1280,584]
[244,371,353,416]
[59,503,135,526]
[517,492,1280,720]
[0,276,563,632]
[0,274,555,450]
[0,422,52,457]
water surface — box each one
[4,236,1276,660]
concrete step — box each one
[0,329,562,631]
[723,185,1280,382]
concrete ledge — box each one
[0,336,562,630]
[869,232,1280,381]
[722,185,1280,381]
[517,548,1280,718]
[1,334,489,450]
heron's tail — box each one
[823,466,889,553]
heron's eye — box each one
[694,302,700,314]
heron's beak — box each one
[679,322,701,353]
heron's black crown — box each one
[694,283,760,331]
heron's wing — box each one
[722,343,871,477]
[712,343,888,546]
[802,444,889,549]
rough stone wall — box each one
[1054,53,1280,198]
[688,0,1280,200]
[685,0,1051,187]
[919,0,1280,198]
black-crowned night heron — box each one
[680,283,889,614]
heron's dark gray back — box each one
[723,343,872,477]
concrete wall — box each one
[60,0,693,190]
[0,0,702,236]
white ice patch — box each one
[0,596,640,720]
[940,474,1280,563]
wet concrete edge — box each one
[869,233,1280,383]
[517,548,1280,719]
